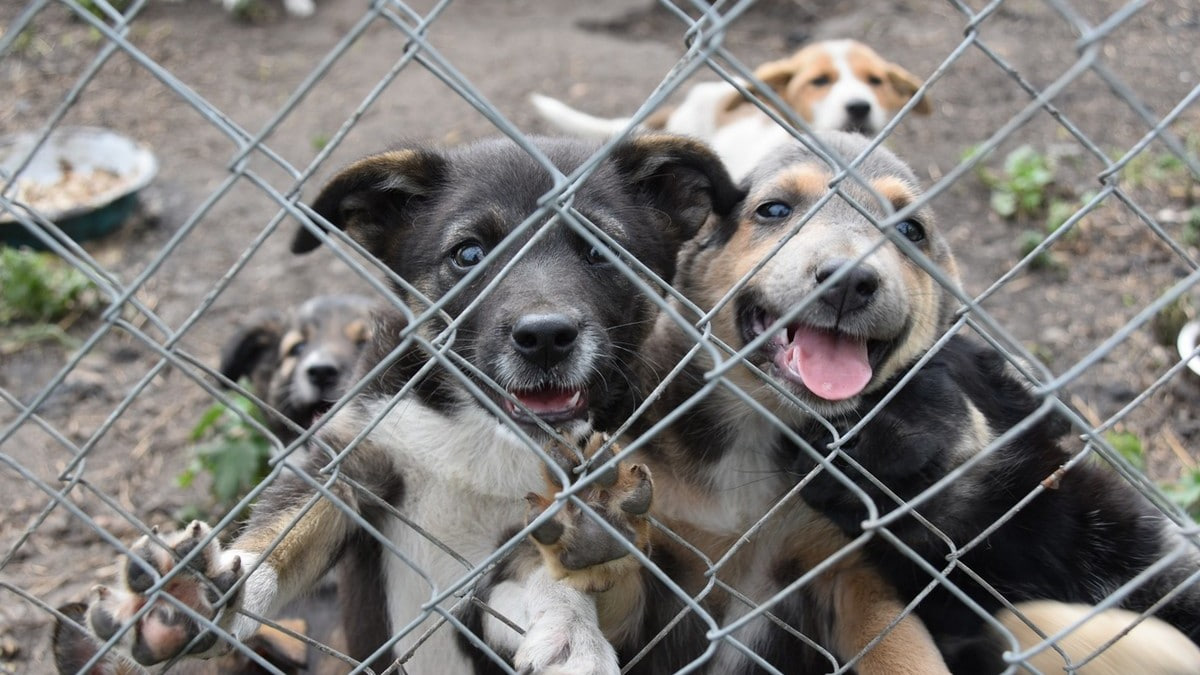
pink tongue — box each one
[515,388,578,413]
[780,327,872,401]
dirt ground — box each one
[1,0,1199,671]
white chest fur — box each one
[359,397,550,671]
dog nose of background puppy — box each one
[306,362,340,389]
[511,314,579,370]
[815,259,880,314]
[845,100,872,122]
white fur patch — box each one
[358,396,566,670]
[224,549,276,642]
[513,568,621,675]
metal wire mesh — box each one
[2,0,1199,673]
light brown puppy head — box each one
[725,39,932,135]
[678,132,959,417]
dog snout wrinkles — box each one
[815,259,880,314]
[511,314,579,370]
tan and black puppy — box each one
[627,132,1200,673]
[528,132,1200,674]
[218,294,375,442]
[63,135,741,675]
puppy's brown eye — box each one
[755,201,792,220]
[810,75,831,87]
[896,219,926,243]
[868,74,884,86]
[451,241,487,269]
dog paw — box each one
[525,433,653,592]
[512,564,623,675]
[82,521,247,666]
[515,604,621,675]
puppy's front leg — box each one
[490,433,653,675]
[830,558,950,675]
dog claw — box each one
[619,466,652,516]
[74,522,246,665]
[527,432,653,589]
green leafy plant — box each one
[1105,430,1145,471]
[1183,207,1200,247]
[77,0,132,21]
[178,391,273,518]
[1102,429,1200,521]
[1160,469,1200,520]
[980,145,1057,220]
[0,248,99,323]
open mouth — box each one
[308,400,335,426]
[741,305,884,402]
[502,386,589,424]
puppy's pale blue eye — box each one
[586,245,609,265]
[452,241,487,268]
[755,201,792,219]
[896,220,926,243]
[288,341,306,358]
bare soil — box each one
[1,0,1199,671]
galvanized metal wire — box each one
[2,0,1198,673]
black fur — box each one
[790,335,1200,671]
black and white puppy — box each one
[65,135,740,674]
[218,293,375,442]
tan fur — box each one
[870,175,918,208]
[998,601,1200,674]
[343,318,370,343]
[845,42,933,116]
[236,498,352,590]
[830,561,949,674]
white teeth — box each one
[567,390,581,407]
[774,330,788,347]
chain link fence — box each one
[2,0,1199,673]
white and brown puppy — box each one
[531,39,931,179]
[218,294,375,442]
[63,135,741,674]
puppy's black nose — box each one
[511,314,578,370]
[846,100,872,121]
[815,260,879,314]
[306,363,340,389]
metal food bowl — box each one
[0,127,158,249]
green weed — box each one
[177,390,273,519]
[981,145,1056,220]
[1160,469,1200,520]
[0,248,100,324]
[1103,429,1200,520]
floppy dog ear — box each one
[720,56,798,114]
[292,149,447,255]
[886,64,932,115]
[609,135,744,243]
[219,313,284,386]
